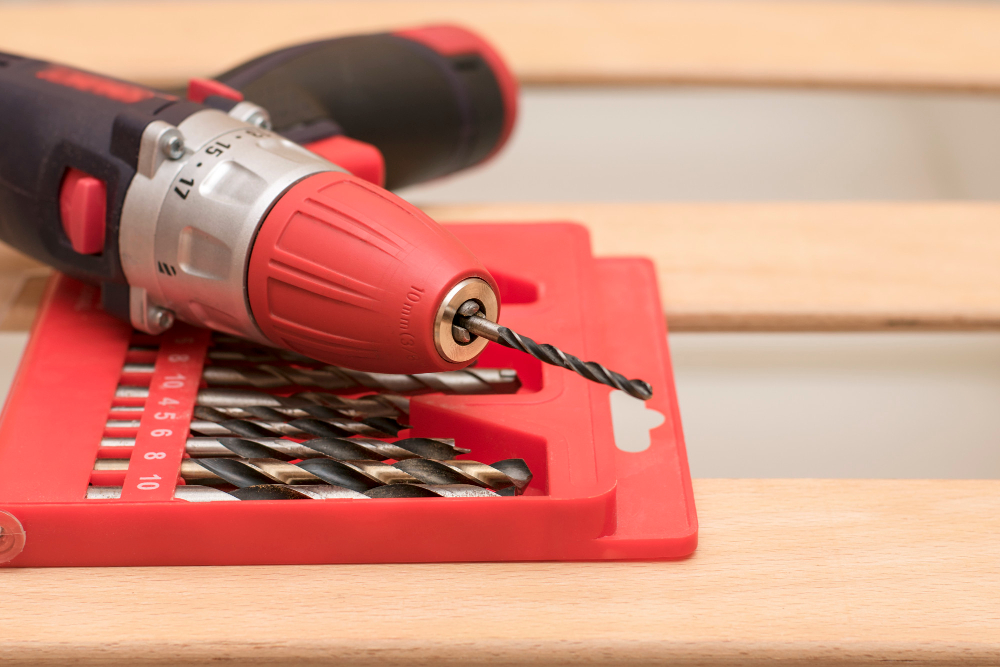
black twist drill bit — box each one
[194,404,410,430]
[221,484,497,500]
[298,457,532,495]
[454,302,653,400]
[100,436,469,461]
[294,437,470,461]
[115,386,410,421]
[86,484,495,501]
[93,457,418,490]
[393,458,533,496]
[188,406,405,438]
[95,456,533,495]
[193,403,408,437]
[364,484,499,498]
[87,483,373,500]
[97,415,381,439]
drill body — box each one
[0,44,501,374]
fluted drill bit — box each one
[364,485,499,498]
[109,393,409,436]
[453,302,653,400]
[87,484,372,500]
[114,387,409,420]
[99,436,470,461]
[105,416,400,439]
[95,457,532,494]
[191,405,407,439]
[122,363,521,394]
[86,483,495,500]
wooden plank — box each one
[426,202,1000,331]
[2,1,1000,91]
[2,203,999,332]
[0,479,997,665]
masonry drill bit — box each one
[122,363,521,394]
[453,301,653,400]
[99,436,470,461]
[95,456,532,494]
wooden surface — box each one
[1,479,998,666]
[4,1,1000,91]
[3,203,999,332]
[430,203,1000,331]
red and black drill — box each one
[0,26,652,399]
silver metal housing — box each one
[119,109,341,339]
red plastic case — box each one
[0,223,697,566]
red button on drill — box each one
[59,168,106,255]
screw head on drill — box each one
[148,305,175,331]
[244,110,272,130]
[160,132,185,160]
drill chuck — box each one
[245,170,499,373]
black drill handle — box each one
[0,51,206,313]
[214,25,518,190]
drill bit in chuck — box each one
[453,301,653,401]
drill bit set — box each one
[94,343,533,500]
[0,223,697,566]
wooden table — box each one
[0,2,998,664]
[2,480,997,666]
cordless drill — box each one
[0,27,652,398]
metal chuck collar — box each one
[433,278,499,364]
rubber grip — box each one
[214,25,517,190]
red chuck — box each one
[247,171,500,374]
